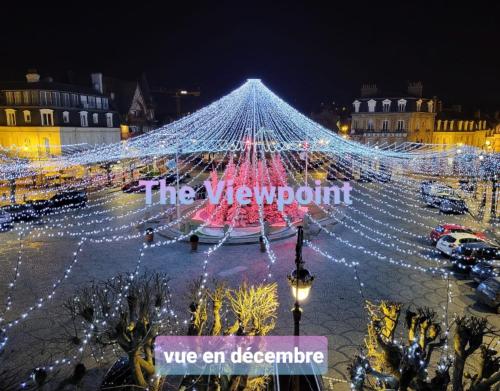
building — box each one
[432,110,499,152]
[350,82,437,145]
[0,70,120,159]
[99,74,156,139]
[310,102,350,135]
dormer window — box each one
[23,110,31,123]
[427,100,434,112]
[353,100,361,113]
[63,111,70,123]
[5,109,16,126]
[40,109,54,126]
[397,99,407,112]
[93,113,99,124]
[416,99,422,112]
[382,99,391,112]
[367,99,376,113]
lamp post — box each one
[287,226,314,336]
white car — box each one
[0,210,13,231]
[436,233,484,256]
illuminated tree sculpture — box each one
[204,153,301,227]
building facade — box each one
[0,70,120,158]
[99,74,156,139]
[350,83,437,145]
[432,112,499,152]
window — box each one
[62,93,70,107]
[30,90,39,105]
[427,100,434,112]
[396,120,405,131]
[51,92,60,107]
[88,96,96,109]
[5,109,16,126]
[43,138,50,155]
[102,98,109,110]
[367,119,374,130]
[96,97,102,109]
[71,93,79,107]
[40,91,49,105]
[63,111,70,123]
[352,120,358,130]
[80,95,88,108]
[23,110,31,123]
[80,111,88,127]
[93,113,98,124]
[382,119,389,131]
[5,91,14,104]
[14,91,22,105]
[40,109,54,126]
[353,100,361,113]
[382,99,391,112]
[367,99,376,113]
[106,112,113,127]
[397,99,407,112]
[416,99,422,112]
[22,91,30,105]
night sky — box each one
[2,1,499,112]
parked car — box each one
[450,242,499,272]
[470,260,500,283]
[423,188,456,207]
[1,203,37,222]
[436,233,484,256]
[430,224,486,244]
[122,180,142,193]
[0,209,13,231]
[50,191,87,209]
[476,277,500,313]
[29,198,53,216]
[421,181,452,197]
[439,196,468,214]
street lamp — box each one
[287,226,314,336]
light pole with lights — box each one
[288,226,314,336]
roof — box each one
[102,74,155,116]
[446,233,482,240]
[0,81,106,96]
[102,77,137,115]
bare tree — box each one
[351,304,500,391]
[64,271,175,391]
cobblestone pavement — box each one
[0,180,498,390]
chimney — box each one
[91,73,103,93]
[26,69,40,83]
[360,84,378,97]
[407,81,423,97]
